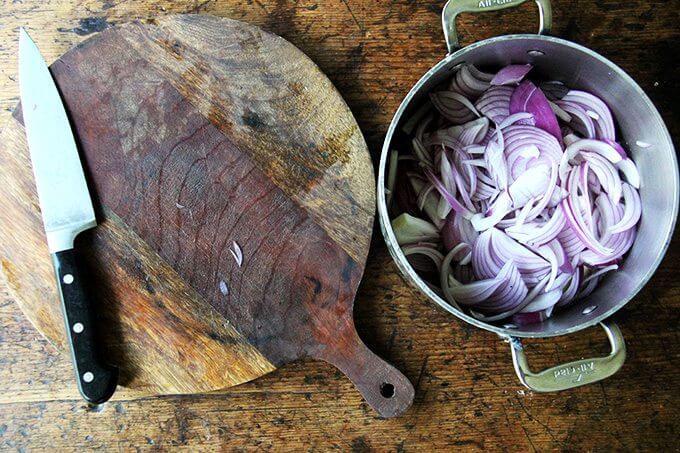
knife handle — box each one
[52,249,118,404]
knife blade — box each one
[19,28,118,404]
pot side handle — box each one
[509,320,626,392]
[442,0,553,53]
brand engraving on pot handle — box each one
[553,361,596,383]
[478,0,519,8]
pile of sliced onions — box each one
[388,64,642,326]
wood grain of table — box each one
[0,0,678,451]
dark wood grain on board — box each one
[0,0,678,450]
[0,15,415,417]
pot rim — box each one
[377,33,679,339]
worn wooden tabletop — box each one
[0,0,678,451]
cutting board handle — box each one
[315,328,415,418]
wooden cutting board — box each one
[0,14,414,417]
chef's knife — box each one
[19,28,118,404]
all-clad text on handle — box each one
[509,320,626,392]
[442,0,553,52]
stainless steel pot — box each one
[377,0,679,391]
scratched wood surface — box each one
[0,14,418,418]
[0,0,678,451]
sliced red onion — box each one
[426,117,489,148]
[508,163,551,208]
[581,196,636,265]
[470,192,512,231]
[581,151,623,203]
[503,125,563,178]
[562,169,612,256]
[483,137,509,191]
[402,100,433,135]
[409,176,444,228]
[499,112,535,129]
[442,211,479,251]
[469,261,528,312]
[558,221,587,260]
[403,244,445,273]
[555,100,596,138]
[561,90,616,140]
[603,139,628,159]
[475,85,512,124]
[430,91,480,124]
[471,229,498,279]
[525,161,559,222]
[506,203,566,246]
[549,266,572,290]
[557,270,580,306]
[446,260,519,305]
[549,100,572,122]
[468,65,495,82]
[469,273,550,321]
[472,179,499,202]
[510,80,562,143]
[391,213,440,245]
[608,183,641,234]
[582,264,618,284]
[423,166,473,219]
[391,65,642,324]
[534,243,559,290]
[416,182,435,211]
[559,139,622,182]
[617,158,641,189]
[488,228,551,285]
[576,274,601,299]
[539,81,569,100]
[459,118,491,145]
[519,288,562,313]
[411,136,433,166]
[450,64,492,98]
[491,64,533,86]
[415,113,434,145]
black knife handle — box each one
[52,249,118,404]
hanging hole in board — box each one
[380,382,395,398]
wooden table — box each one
[0,0,678,450]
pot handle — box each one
[442,0,553,53]
[509,320,626,392]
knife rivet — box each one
[73,323,84,333]
[63,274,74,284]
[83,372,94,383]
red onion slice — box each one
[491,64,533,86]
[510,80,563,143]
[423,166,474,219]
[446,260,518,305]
[519,288,562,313]
[562,90,616,140]
[430,91,480,124]
[475,85,512,124]
[608,183,641,234]
[403,244,445,273]
[617,158,641,189]
[391,213,440,245]
[555,100,597,138]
